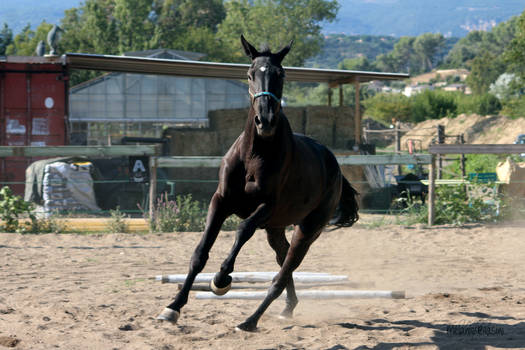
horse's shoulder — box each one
[292,133,326,152]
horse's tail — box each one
[330,175,359,227]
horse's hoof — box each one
[235,321,258,332]
[156,308,180,324]
[279,309,293,319]
[210,278,231,296]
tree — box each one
[505,10,525,82]
[6,22,53,56]
[216,0,339,66]
[444,16,518,69]
[489,73,521,100]
[390,36,415,73]
[362,93,411,124]
[0,23,13,55]
[60,0,119,55]
[466,51,505,95]
[338,56,376,71]
[373,33,444,74]
[114,0,155,53]
[413,33,445,72]
[375,52,397,72]
[149,0,226,57]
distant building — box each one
[442,83,467,93]
[403,84,434,97]
[69,49,250,145]
[367,80,384,94]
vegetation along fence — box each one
[2,144,524,228]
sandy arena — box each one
[1,216,524,349]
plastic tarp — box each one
[42,161,100,213]
[25,158,100,214]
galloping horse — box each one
[157,35,359,332]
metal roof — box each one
[64,53,409,86]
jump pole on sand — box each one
[156,272,348,284]
[195,290,406,300]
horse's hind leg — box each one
[266,227,298,319]
[237,225,320,332]
[157,193,229,323]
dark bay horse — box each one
[157,35,359,332]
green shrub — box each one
[107,206,129,233]
[0,186,65,233]
[0,186,36,233]
[397,183,500,225]
[146,193,244,233]
[444,154,505,178]
[362,93,411,124]
[146,194,208,232]
[222,214,242,231]
[456,93,502,116]
[410,90,457,121]
[501,95,525,119]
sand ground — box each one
[1,216,524,349]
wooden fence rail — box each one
[154,154,432,168]
[0,145,159,157]
[429,144,525,155]
[149,154,433,222]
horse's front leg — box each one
[157,193,229,323]
[211,203,271,294]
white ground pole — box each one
[195,290,406,300]
[156,272,348,284]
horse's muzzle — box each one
[255,114,277,137]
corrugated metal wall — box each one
[0,61,68,195]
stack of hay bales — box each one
[497,158,525,199]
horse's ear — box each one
[274,40,293,64]
[241,35,260,60]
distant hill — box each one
[323,0,524,37]
[1,0,82,34]
[305,34,459,69]
[2,0,524,38]
[305,34,397,68]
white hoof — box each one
[210,279,231,296]
[156,308,180,324]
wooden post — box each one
[354,80,361,149]
[437,125,445,179]
[460,134,466,178]
[394,121,402,175]
[149,156,158,222]
[328,87,332,106]
[339,84,343,106]
[428,154,436,226]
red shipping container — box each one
[1,57,68,195]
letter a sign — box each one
[129,156,149,183]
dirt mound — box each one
[400,114,525,151]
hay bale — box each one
[334,107,355,149]
[166,130,220,156]
[497,157,525,199]
[284,107,306,134]
[305,106,337,148]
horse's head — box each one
[241,35,292,138]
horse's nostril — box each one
[255,115,261,126]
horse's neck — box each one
[241,110,294,162]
